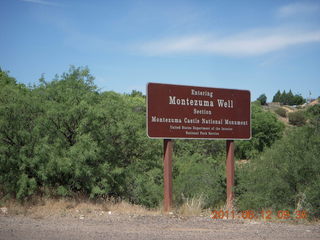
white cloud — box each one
[21,0,60,7]
[277,2,320,18]
[139,29,320,57]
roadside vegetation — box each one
[0,66,319,219]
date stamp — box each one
[211,210,308,220]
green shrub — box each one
[274,107,287,118]
[288,111,306,126]
[173,153,226,208]
[257,94,267,105]
[0,67,163,203]
[307,104,320,118]
[237,124,320,219]
[236,103,285,159]
[125,165,163,208]
[16,174,37,200]
[306,104,320,128]
[56,186,70,197]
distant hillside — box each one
[263,98,319,126]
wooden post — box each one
[163,139,173,212]
[226,140,235,210]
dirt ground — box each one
[1,213,320,240]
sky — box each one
[1,0,320,101]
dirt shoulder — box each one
[1,214,320,240]
[1,199,319,239]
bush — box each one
[288,111,306,126]
[173,153,226,208]
[123,155,163,208]
[257,94,267,105]
[274,107,287,118]
[307,104,320,118]
[236,103,285,159]
[237,124,320,219]
[0,67,163,203]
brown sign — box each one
[147,83,251,139]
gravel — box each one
[1,214,319,240]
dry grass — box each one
[0,197,160,218]
[0,196,214,219]
[1,198,314,223]
[106,199,160,216]
[177,195,207,216]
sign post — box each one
[163,139,173,212]
[226,140,235,210]
[147,83,251,212]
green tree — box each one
[36,66,115,197]
[293,94,306,105]
[0,67,163,206]
[273,90,305,106]
[237,123,320,219]
[0,69,43,199]
[280,90,287,105]
[129,90,145,98]
[287,90,294,105]
[272,90,281,102]
[257,94,267,105]
[236,103,285,159]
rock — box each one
[0,207,8,215]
